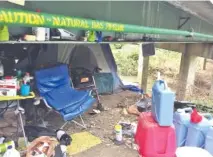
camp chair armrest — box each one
[89,90,94,97]
[41,97,53,109]
[34,96,52,109]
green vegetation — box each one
[111,44,139,76]
[111,44,181,78]
[111,43,213,106]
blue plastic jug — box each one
[205,126,213,155]
[173,108,192,147]
[151,79,175,126]
[185,116,211,148]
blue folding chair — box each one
[34,64,96,129]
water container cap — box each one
[7,145,12,149]
[177,109,184,113]
[190,108,202,123]
[115,124,122,130]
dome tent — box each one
[34,43,124,94]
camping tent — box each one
[33,43,124,94]
[0,43,123,94]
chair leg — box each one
[60,121,69,129]
[80,115,86,128]
[60,115,87,129]
[72,115,87,129]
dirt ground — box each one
[46,91,140,157]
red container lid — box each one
[190,108,202,123]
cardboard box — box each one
[0,79,17,96]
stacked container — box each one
[135,112,176,157]
[205,126,213,155]
[135,73,176,157]
[173,108,192,147]
[151,74,175,126]
[185,113,211,148]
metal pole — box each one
[17,100,28,147]
[1,8,213,41]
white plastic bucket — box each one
[176,147,212,157]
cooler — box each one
[152,79,175,126]
[135,112,176,157]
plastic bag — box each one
[26,136,58,157]
[136,95,152,112]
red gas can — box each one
[135,112,176,157]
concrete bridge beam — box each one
[156,43,213,59]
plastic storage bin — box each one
[173,108,192,147]
[152,79,175,126]
[176,147,212,157]
[205,126,213,155]
[135,112,176,157]
[185,116,211,148]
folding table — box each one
[0,92,35,146]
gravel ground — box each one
[46,91,140,157]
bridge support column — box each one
[177,44,198,100]
[141,56,150,94]
[137,43,150,93]
[137,43,143,83]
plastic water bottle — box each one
[3,145,20,157]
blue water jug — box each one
[20,84,30,96]
[151,79,175,126]
[173,108,192,147]
[185,116,211,148]
[205,126,213,155]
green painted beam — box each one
[1,8,213,41]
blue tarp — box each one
[123,85,143,94]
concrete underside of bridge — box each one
[139,43,213,100]
[1,1,213,40]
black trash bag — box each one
[174,101,196,110]
[136,97,152,112]
[24,125,56,142]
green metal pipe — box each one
[1,8,213,41]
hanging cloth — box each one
[96,31,102,42]
[87,30,96,42]
[0,25,9,41]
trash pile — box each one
[127,94,151,116]
[0,126,72,157]
[117,72,213,157]
[113,121,138,150]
